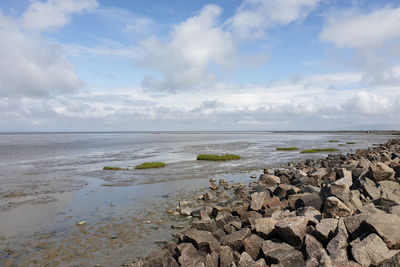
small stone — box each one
[250,191,270,211]
[77,221,87,226]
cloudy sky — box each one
[0,0,399,131]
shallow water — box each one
[0,132,394,266]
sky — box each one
[0,0,400,131]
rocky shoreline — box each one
[131,138,400,267]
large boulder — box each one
[177,243,204,266]
[350,233,398,266]
[274,216,308,248]
[243,234,263,260]
[262,240,305,267]
[254,218,277,238]
[324,196,352,218]
[362,213,400,249]
[368,162,395,182]
[183,229,220,253]
[315,218,338,245]
[220,228,251,251]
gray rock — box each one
[274,216,308,248]
[296,206,321,226]
[304,234,324,259]
[368,162,395,182]
[219,246,234,267]
[184,229,220,253]
[250,191,270,211]
[145,249,178,267]
[238,252,255,267]
[362,213,400,249]
[361,178,381,200]
[305,248,332,267]
[205,252,218,267]
[179,201,194,216]
[324,196,352,218]
[220,228,251,251]
[243,234,263,260]
[177,243,205,266]
[344,214,368,239]
[315,218,338,245]
[378,251,400,267]
[192,219,218,233]
[350,233,398,266]
[327,233,348,262]
[254,218,277,238]
[262,240,305,267]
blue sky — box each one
[0,0,399,131]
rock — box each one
[243,234,263,260]
[304,234,324,259]
[262,240,305,267]
[205,252,218,267]
[260,174,281,185]
[305,248,332,267]
[177,243,204,266]
[324,196,352,218]
[254,218,277,238]
[219,246,234,267]
[349,190,363,209]
[368,162,395,181]
[209,183,218,190]
[362,213,400,249]
[250,191,270,211]
[344,214,368,239]
[389,205,400,216]
[274,216,308,248]
[328,183,351,203]
[296,206,321,226]
[203,192,214,201]
[350,233,398,266]
[315,218,338,244]
[238,252,255,267]
[378,251,400,267]
[291,193,322,211]
[327,233,348,262]
[333,169,353,188]
[361,178,381,200]
[145,249,178,267]
[179,201,194,216]
[252,259,267,267]
[192,219,218,233]
[183,229,220,253]
[77,221,87,226]
[220,228,251,251]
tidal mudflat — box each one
[0,132,394,266]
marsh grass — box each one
[329,140,339,142]
[135,162,166,169]
[300,148,339,153]
[346,142,356,144]
[276,147,299,151]
[197,154,240,161]
[103,166,128,171]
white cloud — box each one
[319,5,400,86]
[139,4,235,91]
[320,6,400,48]
[21,0,98,32]
[229,0,320,39]
[0,0,97,98]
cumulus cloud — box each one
[0,0,97,98]
[319,5,400,86]
[139,1,320,92]
[21,0,98,32]
[139,4,235,92]
[229,0,320,39]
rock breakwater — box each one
[131,138,400,267]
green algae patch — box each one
[329,140,339,142]
[135,162,166,169]
[197,154,240,161]
[300,148,339,153]
[346,142,356,144]
[103,166,128,171]
[276,147,299,151]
